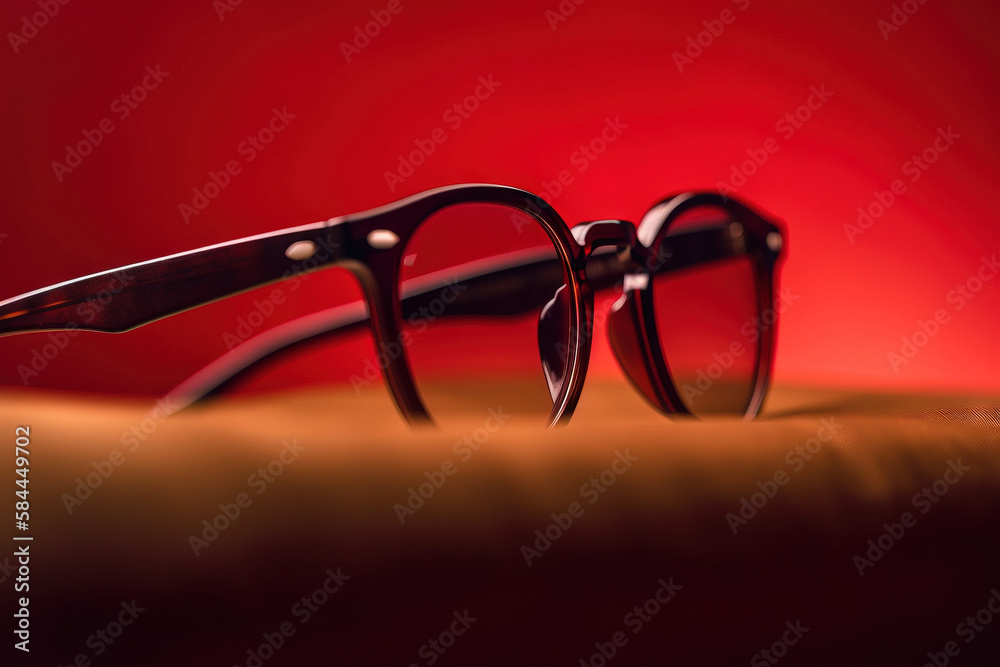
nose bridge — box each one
[571,219,641,256]
[573,218,684,416]
[570,219,654,293]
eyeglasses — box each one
[0,184,785,428]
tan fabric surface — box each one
[2,382,999,666]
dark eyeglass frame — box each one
[0,184,784,427]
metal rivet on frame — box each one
[766,232,783,251]
[367,229,400,250]
[285,240,317,261]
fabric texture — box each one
[4,383,999,666]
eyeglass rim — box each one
[0,183,784,427]
[617,192,784,421]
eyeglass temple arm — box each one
[166,224,745,408]
[0,223,344,337]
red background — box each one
[1,0,997,397]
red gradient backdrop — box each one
[0,0,997,398]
